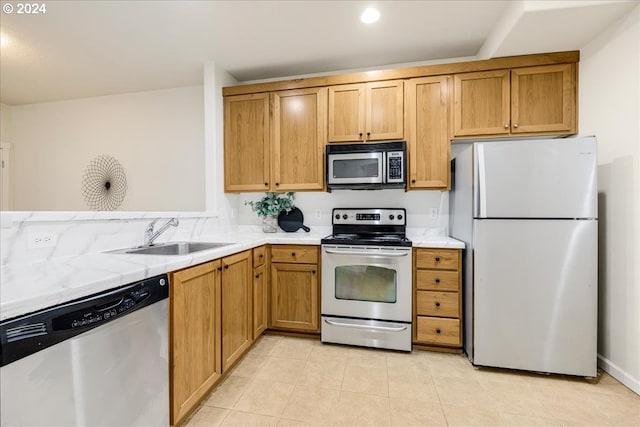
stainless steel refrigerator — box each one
[450,136,597,377]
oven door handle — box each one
[324,319,409,332]
[324,249,409,257]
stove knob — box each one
[335,214,340,220]
[398,214,403,220]
[389,215,394,220]
[342,214,348,220]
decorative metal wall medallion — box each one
[81,155,127,210]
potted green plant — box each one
[244,192,295,232]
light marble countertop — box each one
[1,230,463,321]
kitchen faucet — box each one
[144,218,179,246]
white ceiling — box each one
[0,0,637,105]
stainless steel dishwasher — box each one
[0,274,169,426]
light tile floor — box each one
[185,335,640,427]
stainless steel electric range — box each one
[321,208,412,351]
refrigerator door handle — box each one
[476,144,487,217]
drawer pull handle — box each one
[435,278,441,284]
[291,252,296,257]
[436,328,441,334]
[435,257,441,262]
[435,302,441,307]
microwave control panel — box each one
[386,152,404,183]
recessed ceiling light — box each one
[360,7,380,24]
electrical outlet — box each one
[315,209,321,219]
[27,231,58,249]
[430,208,438,219]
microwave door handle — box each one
[382,152,387,183]
[324,249,409,257]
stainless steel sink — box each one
[108,241,233,255]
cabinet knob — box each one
[291,252,296,257]
[264,182,268,187]
[411,179,416,184]
[224,264,229,269]
[275,182,280,187]
[513,123,519,128]
[366,132,371,139]
[255,274,260,278]
[359,132,363,139]
[435,278,441,284]
[436,328,441,334]
[435,302,441,307]
[504,124,509,129]
[259,254,263,258]
[312,270,316,274]
[435,257,441,263]
[217,267,222,272]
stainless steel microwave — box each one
[326,141,406,190]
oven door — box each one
[321,245,411,322]
[327,152,384,185]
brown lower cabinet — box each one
[170,260,222,426]
[169,250,252,426]
[252,246,268,339]
[221,250,253,371]
[270,245,320,332]
[413,248,463,350]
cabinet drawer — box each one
[415,249,459,270]
[416,291,459,318]
[253,246,266,267]
[416,317,461,346]
[271,245,318,264]
[416,270,459,292]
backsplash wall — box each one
[236,190,449,231]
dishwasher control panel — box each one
[0,274,168,367]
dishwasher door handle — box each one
[324,318,408,332]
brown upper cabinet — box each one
[271,87,327,191]
[224,93,270,192]
[405,76,452,190]
[453,63,576,138]
[328,81,403,142]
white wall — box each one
[579,4,640,393]
[1,103,12,142]
[10,86,205,211]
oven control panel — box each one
[332,208,406,225]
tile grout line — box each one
[425,353,452,427]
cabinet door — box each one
[328,84,365,142]
[221,250,253,372]
[271,87,327,191]
[405,76,451,189]
[366,80,404,141]
[224,93,270,192]
[253,264,267,339]
[170,260,222,426]
[270,263,319,332]
[511,64,576,134]
[454,70,510,137]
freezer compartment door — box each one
[474,137,597,218]
[473,219,597,376]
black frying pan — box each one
[278,207,310,232]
